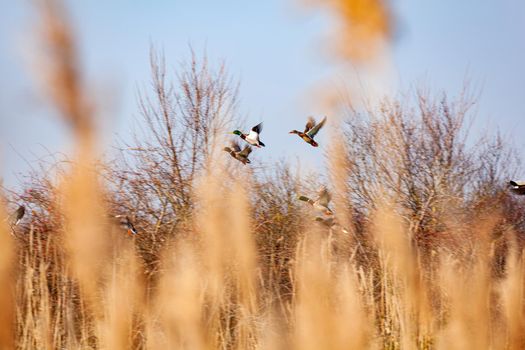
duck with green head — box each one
[224,141,252,165]
[231,122,265,148]
[289,116,327,147]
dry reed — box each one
[3,1,525,350]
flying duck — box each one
[223,142,253,165]
[289,116,327,147]
[298,187,334,216]
[231,122,265,148]
[509,180,525,195]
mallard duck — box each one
[115,215,137,235]
[224,142,252,165]
[231,122,265,148]
[13,205,25,226]
[315,215,335,227]
[298,187,333,216]
[314,216,349,233]
[289,116,327,147]
[509,180,525,195]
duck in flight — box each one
[231,122,265,148]
[298,187,334,217]
[224,142,253,165]
[299,188,349,233]
[289,116,327,147]
[509,180,525,195]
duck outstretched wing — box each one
[306,116,327,138]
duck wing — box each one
[252,122,263,134]
[231,141,242,153]
[306,116,327,138]
[239,145,252,157]
[247,122,263,141]
[317,187,331,208]
[304,117,315,133]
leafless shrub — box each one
[102,47,240,281]
[343,89,522,259]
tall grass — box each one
[3,1,525,349]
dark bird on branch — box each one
[13,205,25,226]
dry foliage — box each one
[2,1,525,349]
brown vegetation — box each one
[2,1,525,349]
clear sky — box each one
[1,1,524,187]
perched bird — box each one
[231,122,265,148]
[13,205,25,226]
[224,142,253,165]
[115,215,138,236]
[289,116,327,147]
[509,180,525,195]
[298,187,333,216]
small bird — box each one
[509,180,525,195]
[13,205,25,226]
[224,142,253,165]
[231,122,265,148]
[298,187,333,216]
[115,215,138,236]
[289,116,327,147]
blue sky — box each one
[1,1,524,187]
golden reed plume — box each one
[35,0,94,140]
[306,0,392,62]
